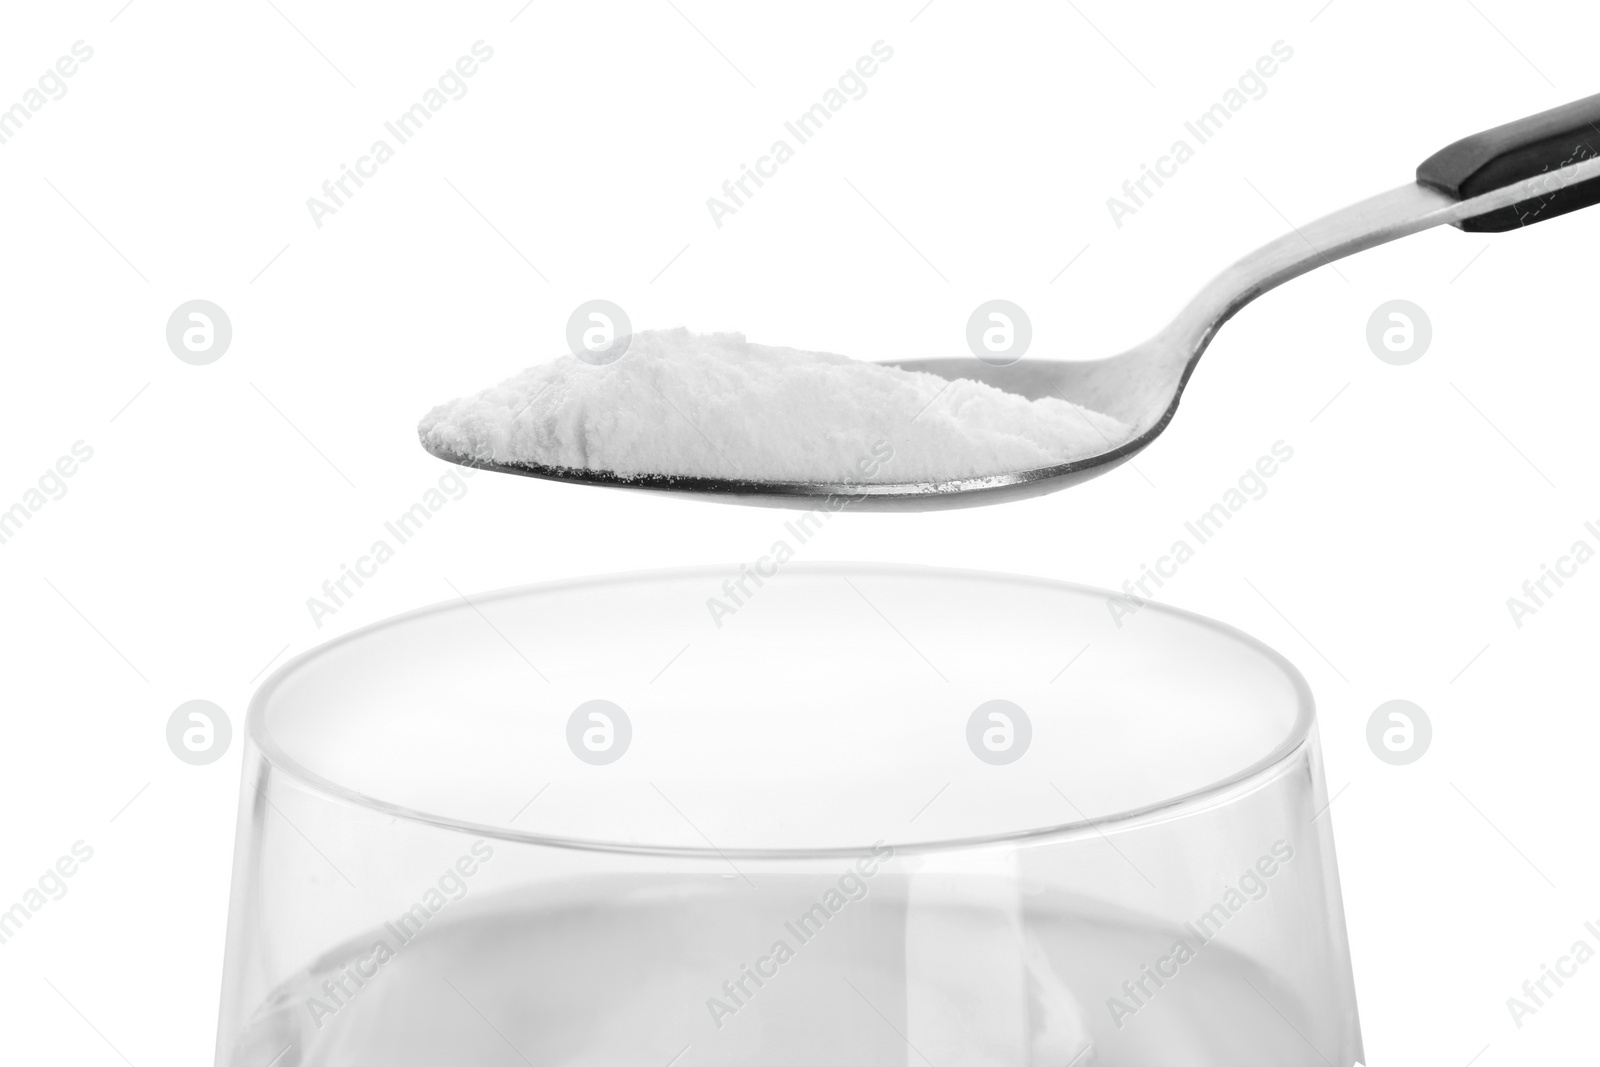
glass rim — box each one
[247,563,1318,860]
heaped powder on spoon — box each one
[418,328,1129,483]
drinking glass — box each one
[216,564,1362,1066]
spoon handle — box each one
[1418,93,1600,232]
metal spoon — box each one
[426,94,1600,510]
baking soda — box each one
[417,328,1129,483]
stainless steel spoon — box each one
[426,93,1600,510]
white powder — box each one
[417,328,1128,483]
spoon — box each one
[426,93,1600,510]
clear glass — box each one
[216,565,1362,1067]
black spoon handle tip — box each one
[1418,92,1600,232]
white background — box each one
[2,1,1597,1064]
